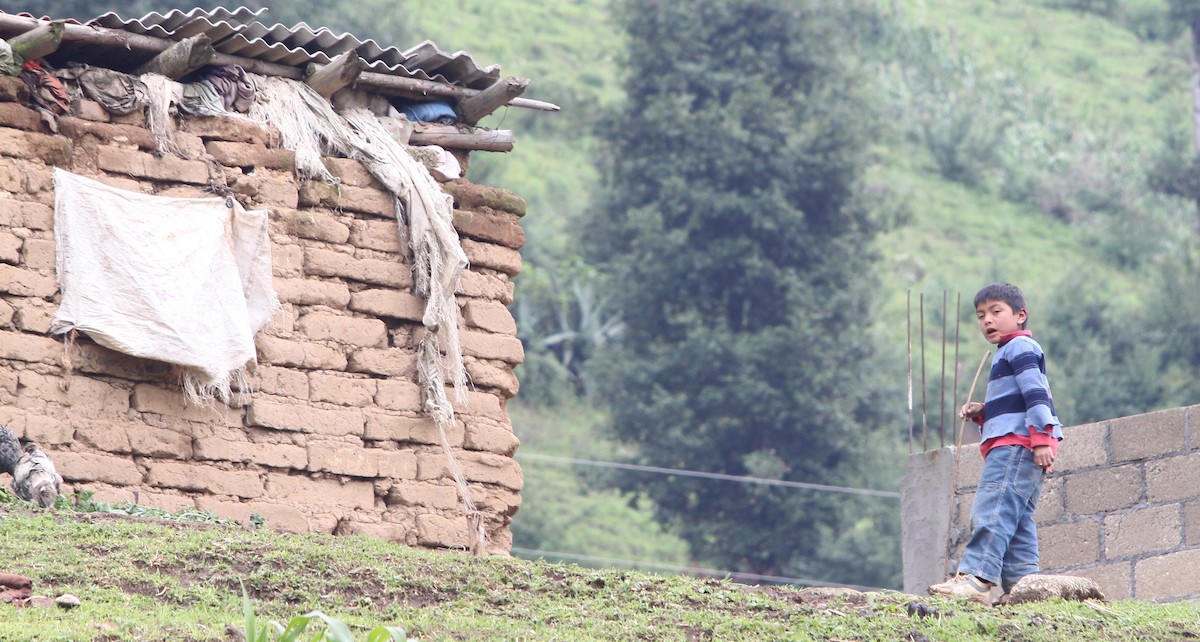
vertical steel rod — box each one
[940,290,948,448]
[952,291,962,442]
[907,290,914,454]
[920,293,927,452]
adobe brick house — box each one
[0,8,548,554]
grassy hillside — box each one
[0,502,1198,641]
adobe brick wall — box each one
[932,405,1200,602]
[0,75,525,554]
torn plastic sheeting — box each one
[50,169,278,402]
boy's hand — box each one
[1032,445,1055,471]
[959,402,984,419]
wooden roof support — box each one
[305,52,367,99]
[135,34,214,79]
[458,76,529,125]
[409,125,514,152]
[0,14,561,112]
[8,19,65,61]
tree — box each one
[586,0,898,587]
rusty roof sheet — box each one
[2,6,501,90]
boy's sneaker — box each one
[927,574,992,605]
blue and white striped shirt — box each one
[981,332,1063,442]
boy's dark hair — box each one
[974,282,1027,328]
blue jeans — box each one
[957,444,1045,592]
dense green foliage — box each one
[583,0,900,588]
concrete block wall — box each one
[0,75,526,554]
[906,405,1200,601]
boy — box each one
[928,282,1063,605]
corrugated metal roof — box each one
[2,6,501,90]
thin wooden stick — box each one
[907,290,914,454]
[920,293,927,452]
[955,350,992,448]
[940,290,948,448]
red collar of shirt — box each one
[998,330,1032,347]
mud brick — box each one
[348,219,403,253]
[442,180,526,216]
[181,116,270,144]
[13,297,55,333]
[272,243,304,278]
[195,497,310,533]
[299,180,395,217]
[0,329,61,363]
[194,435,307,469]
[253,365,310,398]
[308,372,376,407]
[0,103,41,131]
[0,76,27,102]
[321,157,381,188]
[0,264,56,297]
[58,117,156,151]
[0,231,19,264]
[72,99,110,122]
[272,277,351,308]
[255,335,347,370]
[459,330,524,365]
[0,128,66,166]
[24,413,74,445]
[461,238,522,277]
[458,270,514,305]
[375,380,423,412]
[298,311,387,348]
[0,299,13,328]
[348,347,418,377]
[462,300,517,335]
[416,512,470,548]
[147,461,265,498]
[452,208,525,250]
[284,209,350,243]
[0,200,52,230]
[349,289,424,321]
[462,416,519,456]
[205,140,295,171]
[127,425,193,459]
[75,419,131,454]
[21,237,54,272]
[464,359,519,399]
[364,412,463,446]
[386,482,458,509]
[247,397,364,437]
[131,384,242,424]
[304,247,413,289]
[55,451,143,485]
[266,473,374,511]
[98,147,210,184]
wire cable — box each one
[510,547,887,592]
[516,451,901,498]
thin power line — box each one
[510,547,886,592]
[516,452,901,498]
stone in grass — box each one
[55,593,81,609]
[997,574,1105,605]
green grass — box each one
[0,503,1196,641]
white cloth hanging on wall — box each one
[50,169,279,402]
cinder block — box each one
[1104,504,1183,559]
[1056,420,1109,472]
[1146,452,1200,503]
[1111,408,1187,463]
[1134,548,1200,601]
[1187,501,1200,547]
[1034,475,1065,524]
[1072,562,1133,601]
[1039,519,1101,570]
[1064,465,1143,515]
